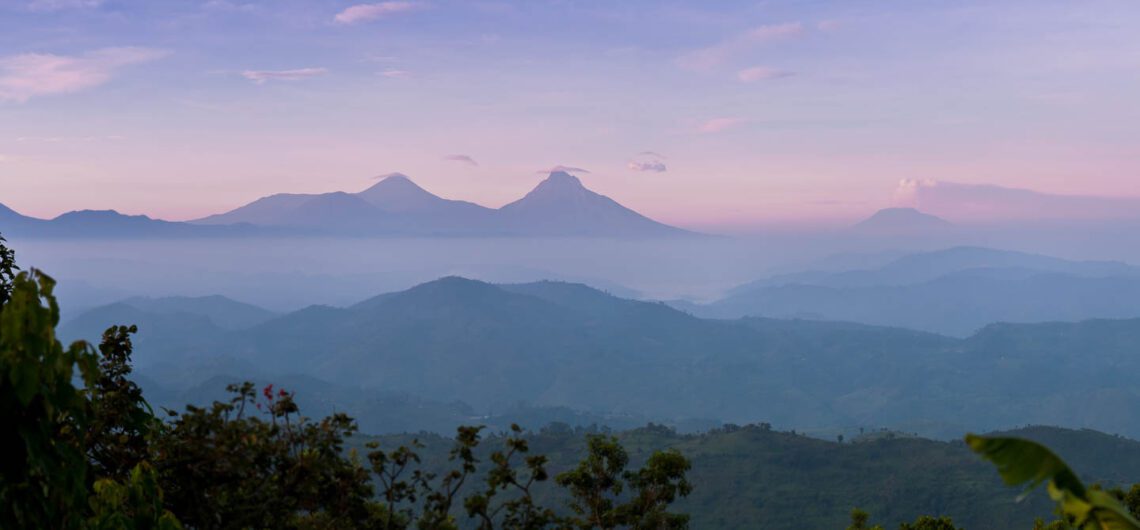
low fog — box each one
[15,219,1140,319]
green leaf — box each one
[966,434,1140,530]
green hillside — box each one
[356,425,1140,530]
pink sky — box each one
[2,1,1139,230]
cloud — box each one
[0,47,167,103]
[443,154,478,166]
[380,69,411,79]
[628,151,667,172]
[628,160,667,173]
[891,179,1140,221]
[541,165,590,174]
[27,0,102,11]
[241,67,327,84]
[334,1,423,24]
[737,66,793,82]
[373,171,410,180]
[697,117,745,134]
[677,22,803,71]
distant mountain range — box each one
[59,273,1140,439]
[852,207,953,234]
[1,171,691,238]
[676,246,1140,335]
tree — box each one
[898,515,962,530]
[0,267,98,529]
[0,232,17,306]
[464,424,561,530]
[847,508,883,530]
[556,435,692,529]
[0,234,175,529]
[154,382,377,530]
[86,325,158,482]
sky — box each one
[1,0,1139,230]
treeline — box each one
[2,232,1139,530]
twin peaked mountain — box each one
[0,171,691,238]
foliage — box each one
[86,324,158,481]
[967,434,1140,530]
[155,382,377,530]
[0,232,17,306]
[0,267,98,529]
[847,508,883,530]
[87,462,181,530]
[464,424,561,530]
[553,434,693,529]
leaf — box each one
[966,434,1140,530]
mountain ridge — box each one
[1,171,691,238]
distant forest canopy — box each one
[3,232,1140,529]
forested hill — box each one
[61,277,1140,439]
[356,424,1140,530]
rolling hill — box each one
[696,247,1140,335]
[61,276,1140,439]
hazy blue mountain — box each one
[853,207,952,233]
[194,191,391,234]
[706,270,1140,336]
[0,202,37,227]
[497,171,690,236]
[4,171,689,238]
[0,203,262,238]
[194,174,493,234]
[357,173,493,216]
[734,246,1138,291]
[187,171,686,236]
[699,247,1140,335]
[63,275,1140,438]
[58,301,227,360]
[116,295,278,329]
[193,193,317,225]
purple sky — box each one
[1,0,1139,230]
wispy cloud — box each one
[27,0,102,11]
[541,165,590,174]
[0,47,167,103]
[628,160,667,173]
[629,151,667,172]
[737,66,793,82]
[443,154,478,166]
[241,67,327,84]
[380,69,411,79]
[334,1,424,24]
[677,22,803,72]
[697,117,745,134]
[373,171,411,180]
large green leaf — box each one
[966,434,1140,530]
